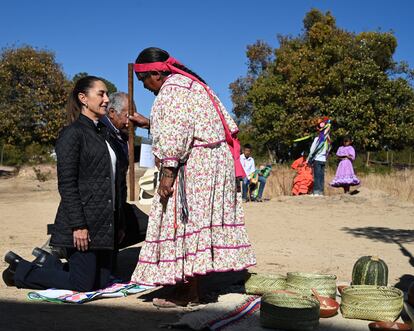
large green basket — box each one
[245,273,286,295]
[286,272,337,298]
[260,292,320,330]
[340,285,403,321]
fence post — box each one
[0,143,4,166]
[128,63,135,201]
[366,151,370,167]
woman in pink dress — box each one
[128,47,256,307]
[330,136,361,193]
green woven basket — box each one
[286,272,337,298]
[340,285,403,321]
[260,292,320,330]
[245,273,287,295]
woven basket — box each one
[260,292,320,330]
[245,273,286,295]
[286,272,337,298]
[340,285,403,321]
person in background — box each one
[240,144,256,202]
[307,117,332,196]
[103,92,149,249]
[330,136,360,193]
[101,92,129,156]
[240,144,269,202]
[291,152,313,195]
[250,164,271,202]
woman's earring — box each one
[84,103,88,109]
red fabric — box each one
[291,157,313,195]
[134,58,246,178]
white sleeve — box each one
[307,137,318,161]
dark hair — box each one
[66,76,102,123]
[343,135,352,144]
[135,47,207,84]
[244,144,252,149]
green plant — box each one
[2,144,25,166]
[25,143,55,165]
[32,167,51,182]
[0,46,69,148]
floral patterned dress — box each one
[131,74,256,286]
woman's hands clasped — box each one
[158,167,176,210]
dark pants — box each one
[313,161,326,195]
[14,249,113,291]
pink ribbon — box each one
[134,57,246,178]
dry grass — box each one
[264,165,414,203]
[13,164,414,203]
[263,165,296,197]
[357,169,414,202]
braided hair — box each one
[135,47,206,84]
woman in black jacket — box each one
[3,76,128,291]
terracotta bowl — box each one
[368,321,412,331]
[338,285,348,295]
[318,295,340,318]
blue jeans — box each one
[313,161,325,195]
[242,175,267,200]
[257,175,267,199]
[242,177,251,200]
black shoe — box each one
[31,247,52,266]
[3,251,24,287]
[4,251,24,272]
[2,266,15,286]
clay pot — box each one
[368,321,411,331]
[311,288,339,318]
[338,285,348,295]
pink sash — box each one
[134,58,246,178]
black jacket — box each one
[49,114,128,250]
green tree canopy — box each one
[0,46,70,147]
[230,9,414,159]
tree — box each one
[231,9,414,160]
[72,72,117,95]
[229,40,273,124]
[0,46,70,147]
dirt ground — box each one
[0,168,413,331]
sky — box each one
[1,0,413,136]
